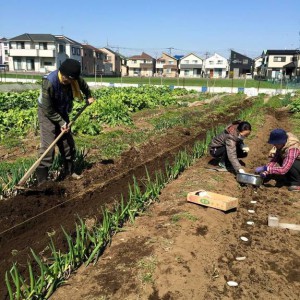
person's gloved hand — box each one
[241,145,250,153]
[260,171,268,178]
[255,166,267,174]
[238,169,245,173]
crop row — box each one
[0,86,196,140]
[4,98,265,299]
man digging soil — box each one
[36,59,95,185]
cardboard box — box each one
[187,190,238,211]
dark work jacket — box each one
[38,70,92,126]
[209,123,244,171]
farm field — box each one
[53,110,300,300]
[0,87,300,299]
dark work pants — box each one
[37,107,75,170]
[286,159,300,186]
[210,145,247,166]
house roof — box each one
[99,47,125,58]
[230,50,253,61]
[82,44,102,52]
[180,52,203,61]
[101,47,118,55]
[174,55,184,60]
[206,52,227,61]
[9,33,56,42]
[265,50,299,55]
[55,35,81,45]
[128,52,154,60]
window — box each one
[166,68,171,73]
[243,59,248,64]
[192,60,198,64]
[26,59,34,70]
[59,44,65,53]
[274,56,286,62]
[17,42,25,49]
[77,48,80,55]
[169,60,174,64]
[39,43,47,50]
[14,58,22,70]
[217,60,223,64]
[44,62,52,66]
[209,61,213,65]
[184,70,189,76]
[184,60,189,64]
[72,47,76,55]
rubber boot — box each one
[35,167,49,185]
[63,161,83,180]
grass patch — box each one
[291,113,300,137]
[137,255,157,284]
[170,212,198,223]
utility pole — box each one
[166,47,174,56]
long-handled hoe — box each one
[15,103,90,191]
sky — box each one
[1,0,300,59]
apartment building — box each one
[8,33,88,74]
[8,33,58,73]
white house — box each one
[203,53,228,78]
[0,38,9,68]
[8,34,57,73]
[253,55,263,76]
[179,53,203,77]
[54,35,82,68]
[8,33,82,73]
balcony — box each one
[9,49,56,57]
[180,64,202,69]
[140,63,153,69]
[156,63,164,68]
[38,49,56,57]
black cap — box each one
[268,129,288,145]
[59,59,81,79]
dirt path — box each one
[52,112,300,300]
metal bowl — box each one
[236,172,263,187]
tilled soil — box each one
[0,98,251,299]
[51,112,300,300]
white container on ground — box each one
[268,215,279,227]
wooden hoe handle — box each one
[17,103,90,187]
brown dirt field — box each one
[1,99,300,300]
[50,112,300,300]
[0,97,250,299]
